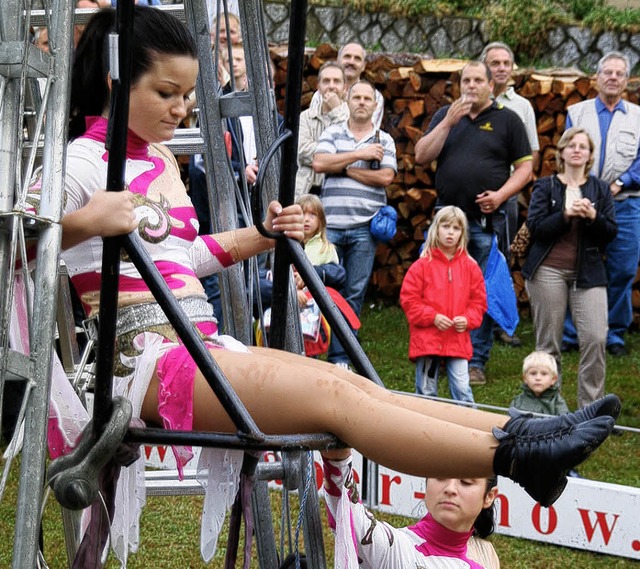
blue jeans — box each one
[415,356,475,403]
[564,197,640,348]
[326,225,377,364]
[467,218,495,371]
[188,156,212,234]
[201,273,224,333]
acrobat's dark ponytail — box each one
[69,8,114,139]
[69,6,197,139]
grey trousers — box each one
[526,264,607,408]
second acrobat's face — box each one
[127,54,198,143]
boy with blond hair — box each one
[510,351,570,416]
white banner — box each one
[145,447,639,561]
[365,458,640,561]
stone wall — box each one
[260,1,640,73]
[263,2,489,57]
[545,26,640,72]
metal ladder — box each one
[0,1,381,566]
[0,1,75,568]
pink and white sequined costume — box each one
[29,116,247,565]
[322,457,500,569]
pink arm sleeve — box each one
[189,235,235,278]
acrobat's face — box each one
[127,53,198,143]
[425,478,497,534]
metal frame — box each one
[0,0,386,566]
[0,1,75,568]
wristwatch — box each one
[615,178,624,188]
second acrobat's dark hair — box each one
[473,475,498,539]
[69,6,197,139]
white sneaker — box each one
[335,362,351,371]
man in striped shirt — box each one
[313,80,397,366]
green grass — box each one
[1,307,638,567]
[363,303,639,484]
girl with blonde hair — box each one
[297,193,338,265]
[401,206,486,403]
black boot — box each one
[493,415,614,507]
[506,394,621,436]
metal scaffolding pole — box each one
[0,0,75,567]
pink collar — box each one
[82,116,150,160]
[409,514,483,568]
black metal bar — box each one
[251,130,293,240]
[92,0,135,438]
[286,239,384,385]
[278,0,306,209]
[122,232,264,440]
[268,0,308,349]
[125,426,343,452]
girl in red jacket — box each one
[400,206,487,403]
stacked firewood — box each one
[270,44,640,322]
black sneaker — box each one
[492,415,615,506]
[507,394,621,434]
[607,344,628,357]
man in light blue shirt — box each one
[564,51,640,356]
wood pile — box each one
[270,45,640,323]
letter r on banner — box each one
[380,474,401,506]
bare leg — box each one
[143,347,496,478]
[249,346,508,433]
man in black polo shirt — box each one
[415,60,532,385]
